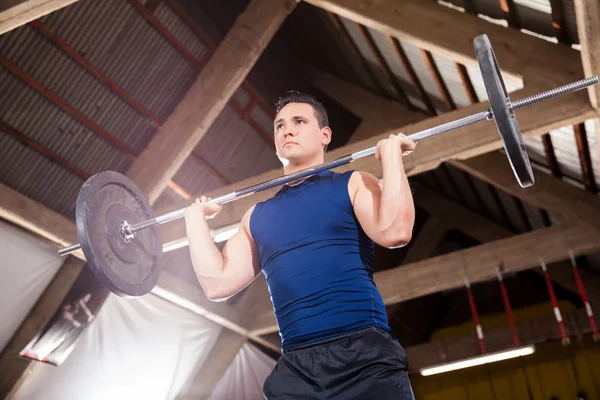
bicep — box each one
[220,207,262,290]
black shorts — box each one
[263,326,415,399]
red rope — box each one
[496,270,520,347]
[571,262,599,340]
[465,281,486,354]
[541,262,570,344]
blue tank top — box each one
[249,169,390,350]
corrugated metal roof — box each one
[173,156,225,196]
[195,105,280,185]
[40,0,200,122]
[154,2,209,61]
[0,127,84,218]
[0,25,158,155]
[0,68,133,175]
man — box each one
[184,91,417,399]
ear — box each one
[321,126,332,147]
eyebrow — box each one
[274,116,306,127]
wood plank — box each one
[177,329,247,400]
[250,222,600,335]
[302,0,584,86]
[0,183,82,260]
[402,215,447,263]
[374,223,599,306]
[125,0,297,204]
[450,151,600,227]
[411,182,513,242]
[573,0,600,180]
[573,0,600,109]
[0,0,78,34]
[0,256,85,397]
[157,84,596,246]
[412,182,600,307]
[304,66,427,142]
[0,183,257,349]
[405,307,593,372]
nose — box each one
[284,127,296,138]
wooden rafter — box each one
[573,0,600,109]
[302,0,583,86]
[450,151,600,227]
[125,0,297,204]
[405,307,594,373]
[0,0,78,34]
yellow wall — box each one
[410,301,600,399]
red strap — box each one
[466,284,486,354]
[571,264,599,337]
[498,277,520,347]
[541,266,570,344]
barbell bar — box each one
[56,34,599,297]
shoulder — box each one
[241,204,257,236]
[348,171,382,203]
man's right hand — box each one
[184,196,223,222]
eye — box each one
[296,120,305,125]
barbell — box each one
[58,34,599,297]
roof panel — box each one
[41,0,200,124]
[338,17,397,99]
[430,53,473,109]
[0,130,83,219]
[154,2,209,60]
[0,25,158,156]
[173,156,224,196]
[549,126,584,182]
[0,69,132,176]
[397,41,447,109]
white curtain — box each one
[14,292,223,400]
[0,221,64,352]
[209,343,277,400]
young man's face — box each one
[273,102,331,165]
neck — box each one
[283,154,325,184]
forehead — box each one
[275,102,316,119]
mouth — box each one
[283,142,297,147]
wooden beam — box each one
[404,307,593,373]
[402,215,447,263]
[250,222,600,335]
[573,0,600,188]
[573,0,600,109]
[0,183,82,259]
[0,0,78,35]
[304,66,427,142]
[412,182,600,307]
[177,329,248,400]
[0,184,261,346]
[411,182,513,243]
[375,223,600,305]
[302,0,583,86]
[0,256,85,397]
[126,0,297,204]
[157,84,596,246]
[450,151,600,227]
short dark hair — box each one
[274,90,329,128]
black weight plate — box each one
[76,171,162,297]
[474,34,535,188]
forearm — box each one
[378,150,415,235]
